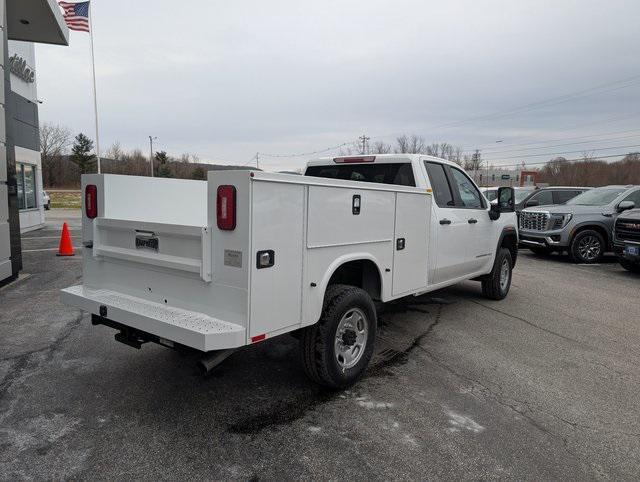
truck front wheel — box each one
[481,248,513,300]
[570,230,604,263]
[300,284,377,389]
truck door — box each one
[424,161,473,284]
[446,165,494,273]
[392,192,429,296]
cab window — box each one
[305,163,416,187]
[449,166,484,209]
[425,162,455,207]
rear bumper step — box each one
[61,285,246,351]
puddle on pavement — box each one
[226,295,453,435]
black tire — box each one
[529,246,550,255]
[481,248,513,300]
[619,258,640,273]
[570,230,605,264]
[300,284,377,389]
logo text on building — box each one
[8,54,35,83]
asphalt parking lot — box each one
[1,209,639,480]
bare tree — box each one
[40,123,72,159]
[40,123,72,187]
[372,141,391,154]
[581,151,596,162]
[464,149,482,171]
[395,134,426,154]
[105,141,123,160]
[451,146,463,166]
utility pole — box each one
[358,134,370,155]
[149,136,157,177]
[256,152,259,170]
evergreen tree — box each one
[155,150,173,178]
[191,166,207,180]
[70,133,96,174]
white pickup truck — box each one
[62,154,517,388]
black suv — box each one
[614,208,640,273]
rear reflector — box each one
[217,185,236,230]
[251,334,266,343]
[333,156,376,163]
[85,184,97,219]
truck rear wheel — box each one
[300,284,377,389]
[481,248,513,300]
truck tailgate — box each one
[92,217,212,282]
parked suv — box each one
[517,186,590,212]
[613,208,640,272]
[519,185,640,263]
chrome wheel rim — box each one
[578,235,601,261]
[499,258,510,291]
[334,308,368,370]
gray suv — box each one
[519,185,640,263]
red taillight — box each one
[217,185,236,230]
[85,184,97,219]
[333,156,376,164]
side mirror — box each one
[617,200,636,213]
[525,199,539,208]
[498,187,515,212]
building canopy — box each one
[7,0,69,45]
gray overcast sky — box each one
[36,0,640,171]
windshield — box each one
[514,189,535,203]
[566,188,625,206]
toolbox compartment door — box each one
[392,192,430,296]
[306,186,395,247]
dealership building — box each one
[0,0,68,284]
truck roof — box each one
[306,153,459,169]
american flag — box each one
[59,1,90,32]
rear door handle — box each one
[439,218,451,225]
[468,218,478,224]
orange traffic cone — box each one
[57,222,75,256]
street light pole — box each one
[149,136,157,177]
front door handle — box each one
[439,218,451,225]
[468,218,478,224]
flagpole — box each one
[88,1,101,173]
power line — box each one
[484,143,640,162]
[258,141,351,158]
[366,76,640,145]
[425,75,640,132]
[474,132,640,156]
[466,127,640,154]
[459,113,640,153]
[484,152,636,170]
[241,74,640,164]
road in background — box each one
[1,210,639,479]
